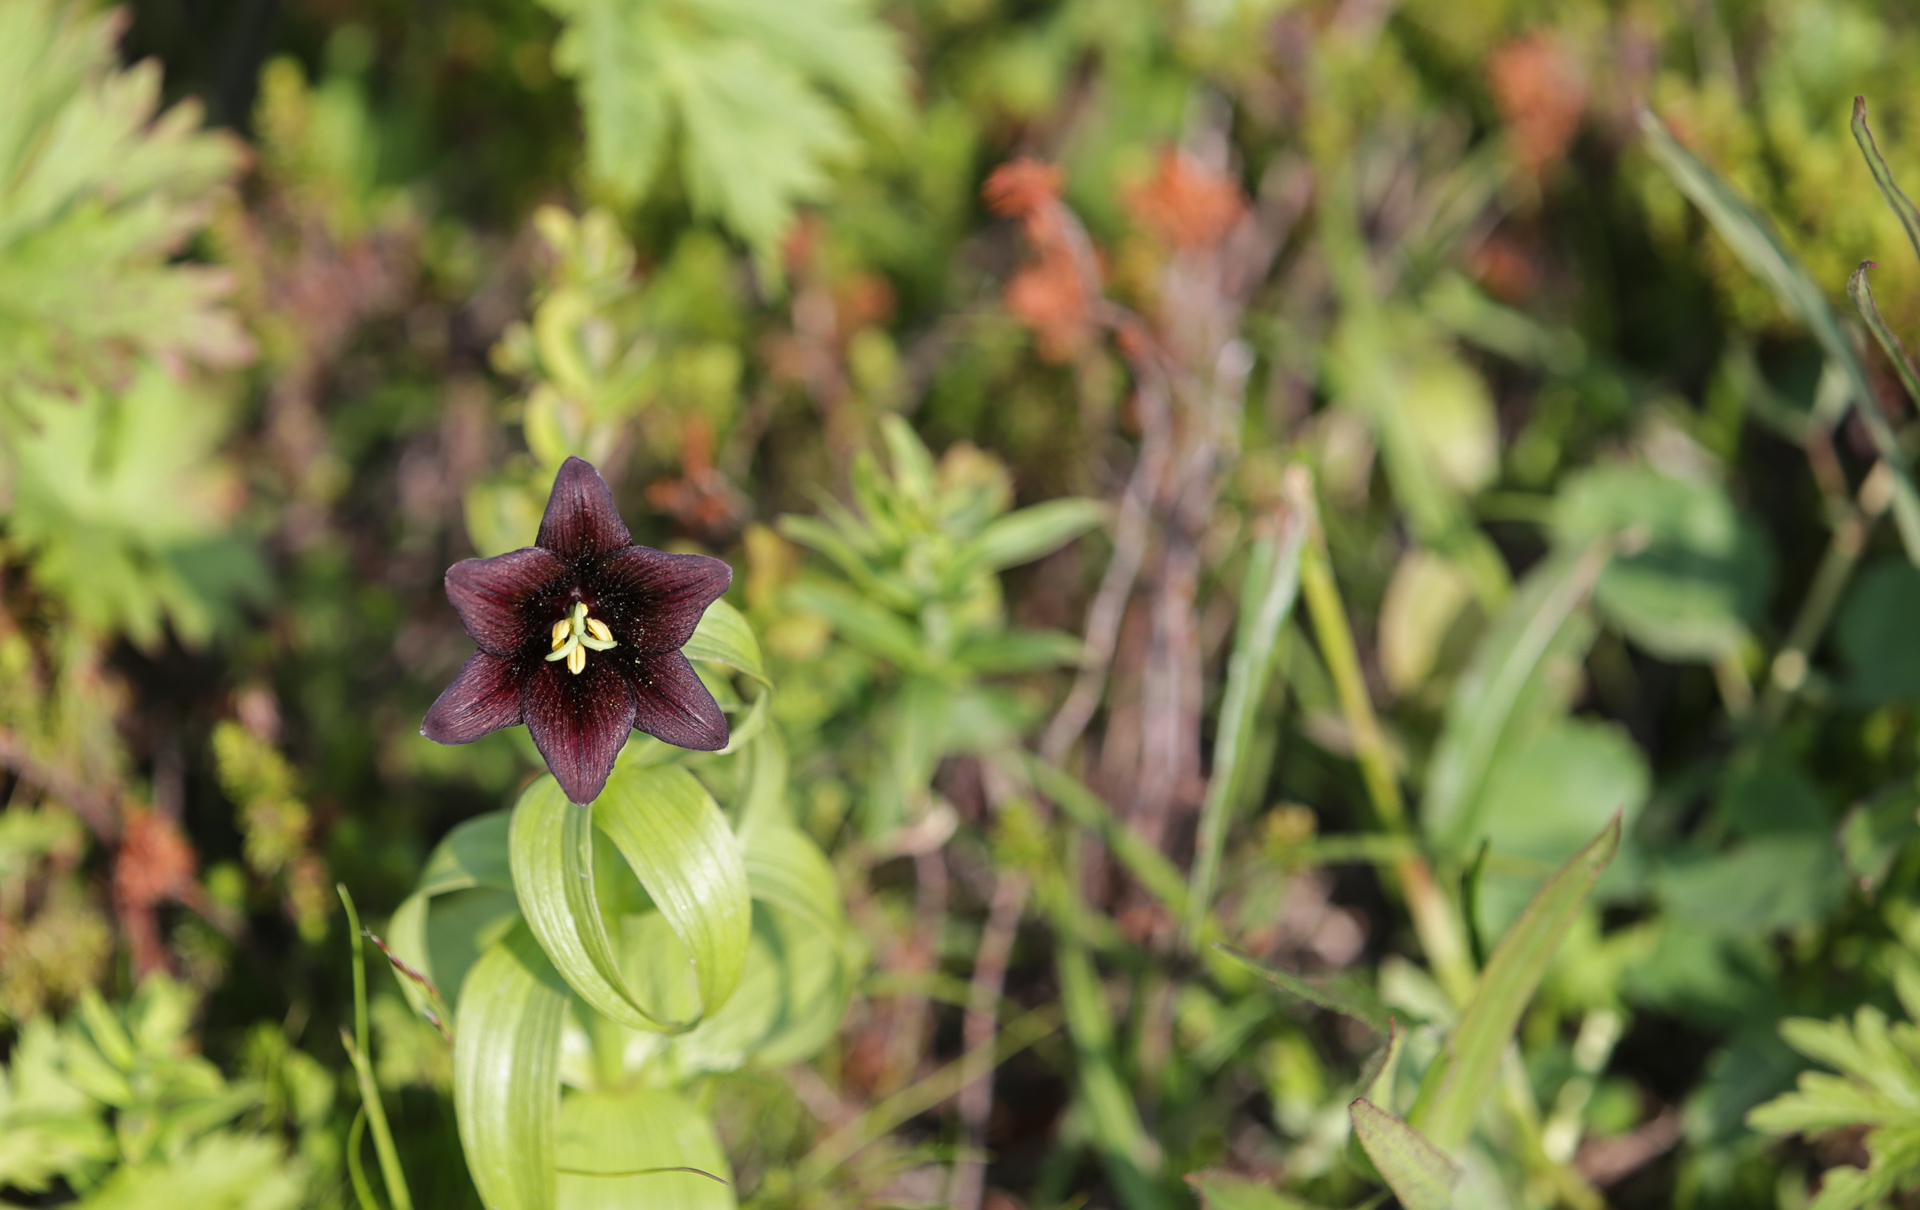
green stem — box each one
[1289,475,1478,1006]
[338,885,415,1210]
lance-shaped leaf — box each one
[511,768,750,1031]
[1187,511,1305,941]
[1409,816,1621,1151]
[1350,1099,1459,1210]
[557,1088,733,1210]
[683,598,768,687]
[1640,110,1920,564]
[455,926,571,1210]
[1422,546,1608,853]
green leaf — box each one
[511,769,751,1029]
[1410,816,1620,1151]
[1550,464,1771,661]
[1017,755,1189,920]
[539,0,907,265]
[785,580,930,671]
[454,926,571,1210]
[5,365,265,649]
[1470,719,1648,938]
[1185,1170,1333,1210]
[417,811,516,897]
[1188,513,1305,940]
[557,1088,733,1210]
[1656,837,1846,933]
[683,598,768,687]
[1837,560,1920,702]
[0,0,248,397]
[958,498,1107,573]
[1840,781,1920,896]
[1422,546,1608,854]
[1349,1098,1460,1210]
[954,628,1086,674]
[1211,945,1392,1035]
[1640,109,1920,564]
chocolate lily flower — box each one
[422,457,732,803]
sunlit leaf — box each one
[957,498,1107,574]
[1350,1098,1459,1210]
[454,926,571,1210]
[1410,816,1619,1151]
[538,0,908,265]
[557,1088,733,1210]
[684,599,767,687]
[510,770,751,1029]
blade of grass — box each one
[1186,508,1306,944]
[1013,753,1189,920]
[1852,97,1920,264]
[1409,816,1621,1152]
[338,885,415,1210]
[1849,263,1920,406]
[1287,470,1477,1005]
[346,1107,379,1210]
[1213,945,1392,1034]
[1058,937,1170,1210]
[1640,109,1920,563]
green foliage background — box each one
[14,0,1920,1206]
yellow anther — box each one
[544,601,617,675]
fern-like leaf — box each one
[538,0,908,264]
[1750,1004,1920,1209]
[0,0,249,400]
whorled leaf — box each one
[454,926,571,1210]
[511,768,750,1031]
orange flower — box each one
[1124,149,1245,250]
[983,158,1064,220]
[1489,33,1586,178]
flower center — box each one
[546,601,618,675]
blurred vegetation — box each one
[17,0,1920,1206]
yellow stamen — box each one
[543,601,618,675]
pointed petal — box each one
[445,547,567,655]
[523,657,637,804]
[538,457,632,562]
[422,652,526,743]
[591,547,734,653]
[623,651,729,752]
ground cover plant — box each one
[19,0,1920,1207]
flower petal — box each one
[523,656,638,804]
[538,457,633,563]
[422,651,526,743]
[623,651,729,752]
[590,547,734,653]
[445,547,567,655]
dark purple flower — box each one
[422,457,733,803]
